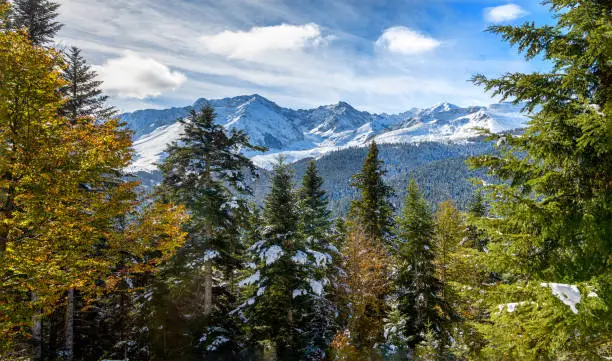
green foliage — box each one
[297,161,340,359]
[298,161,331,238]
[155,104,262,358]
[159,104,261,274]
[413,323,440,361]
[238,158,322,360]
[348,142,394,239]
[340,142,394,358]
[60,46,116,123]
[10,0,62,46]
[393,181,449,348]
[469,0,612,358]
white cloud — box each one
[200,23,328,60]
[57,0,537,113]
[94,51,187,99]
[375,27,440,55]
[484,4,528,23]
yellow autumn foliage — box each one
[0,9,187,350]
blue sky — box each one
[56,0,555,113]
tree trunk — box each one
[203,261,213,316]
[31,293,43,361]
[264,342,277,361]
[0,186,14,253]
[64,288,75,361]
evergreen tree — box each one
[157,104,262,359]
[339,142,393,359]
[298,161,331,239]
[463,191,489,251]
[11,0,62,46]
[237,158,326,360]
[469,0,611,358]
[60,46,116,123]
[433,200,464,303]
[348,141,393,239]
[413,323,440,361]
[296,161,340,359]
[393,180,447,348]
[467,190,486,218]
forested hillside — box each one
[0,0,609,361]
[253,142,492,216]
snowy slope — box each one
[122,95,528,171]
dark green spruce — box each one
[60,46,116,123]
[468,0,611,357]
[296,161,339,360]
[393,180,448,348]
[348,141,394,239]
[154,104,262,360]
[11,0,62,46]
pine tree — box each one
[393,180,447,348]
[340,142,393,359]
[60,46,116,123]
[237,158,325,360]
[469,0,611,358]
[11,0,62,46]
[157,104,262,359]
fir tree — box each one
[296,161,339,359]
[349,141,393,240]
[298,161,331,238]
[463,191,489,251]
[433,200,464,303]
[11,0,62,46]
[237,158,327,360]
[393,180,447,348]
[60,46,116,123]
[469,0,611,358]
[340,142,393,359]
[157,104,262,359]
[413,323,440,361]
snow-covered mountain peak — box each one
[122,95,528,171]
[308,101,371,134]
[426,101,460,113]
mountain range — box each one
[120,94,528,172]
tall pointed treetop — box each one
[11,0,62,46]
[349,141,393,239]
[298,161,330,236]
[60,46,116,123]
